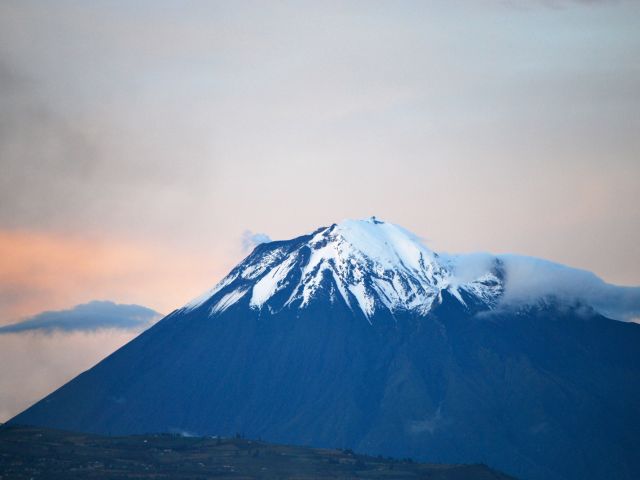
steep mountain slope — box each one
[10,218,640,480]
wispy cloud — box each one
[0,0,638,291]
[497,255,640,322]
[0,300,161,335]
[241,230,271,253]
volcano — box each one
[10,218,640,480]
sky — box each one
[0,0,639,420]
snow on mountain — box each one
[181,217,640,323]
[182,217,503,320]
[12,219,640,480]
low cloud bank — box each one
[0,300,162,335]
[448,253,640,322]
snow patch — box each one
[211,287,249,314]
[250,253,298,308]
[182,272,239,311]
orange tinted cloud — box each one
[0,229,229,324]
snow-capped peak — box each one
[292,217,451,317]
[325,216,439,274]
[182,217,504,320]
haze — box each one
[0,0,638,421]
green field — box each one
[0,425,514,479]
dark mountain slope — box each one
[12,296,640,480]
[10,219,640,480]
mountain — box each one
[182,217,504,319]
[10,218,640,480]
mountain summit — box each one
[182,217,638,323]
[184,217,502,320]
[11,218,640,480]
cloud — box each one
[0,0,639,292]
[0,300,161,335]
[0,300,161,421]
[447,253,640,322]
[497,255,640,322]
[0,53,217,235]
[0,60,102,231]
[241,230,271,253]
